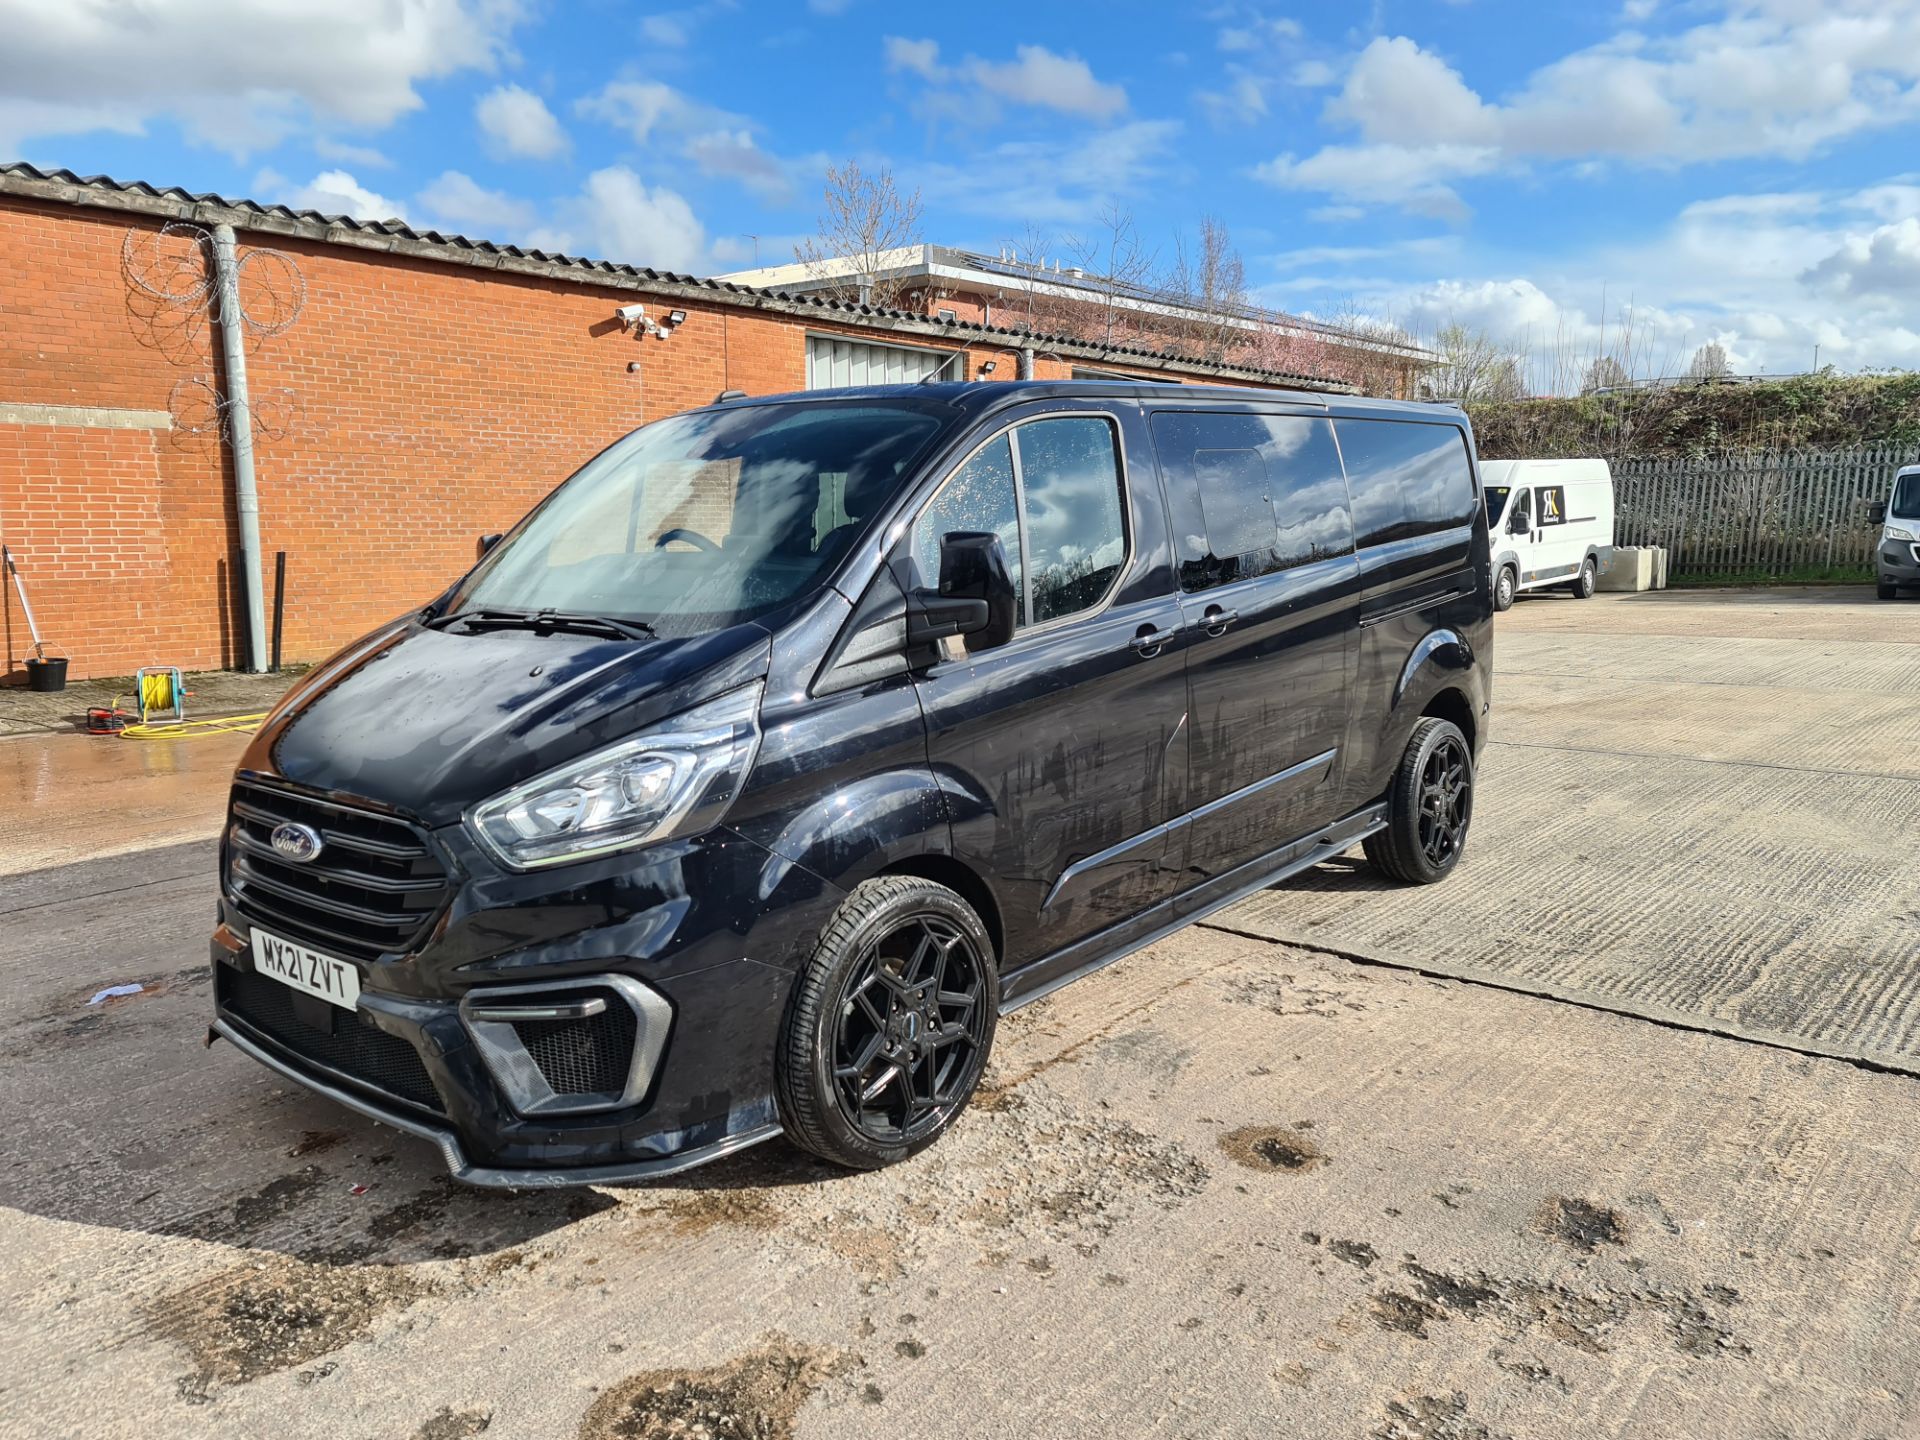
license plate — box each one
[252,928,361,1011]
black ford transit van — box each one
[210,381,1491,1185]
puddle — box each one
[578,1339,850,1440]
[1218,1124,1327,1173]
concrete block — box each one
[1651,547,1670,589]
[1600,547,1654,592]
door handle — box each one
[1201,605,1240,637]
[1129,623,1181,657]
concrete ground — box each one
[0,666,303,738]
[1,586,1916,1440]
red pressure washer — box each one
[2,545,66,692]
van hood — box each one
[250,618,773,827]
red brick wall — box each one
[0,195,1294,682]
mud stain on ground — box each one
[1224,972,1371,1020]
[412,1406,492,1438]
[287,1129,348,1158]
[1373,1390,1507,1440]
[160,1165,329,1245]
[1536,1196,1627,1252]
[577,1339,851,1440]
[1330,1238,1379,1269]
[1219,1124,1327,1173]
[147,1256,426,1399]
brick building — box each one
[1,164,1358,683]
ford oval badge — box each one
[269,821,325,864]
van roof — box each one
[697,378,1467,425]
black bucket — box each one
[25,655,67,692]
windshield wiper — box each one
[431,607,656,641]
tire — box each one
[1567,556,1597,599]
[1494,565,1517,612]
[1879,579,1899,600]
[1362,717,1475,886]
[777,875,999,1169]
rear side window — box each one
[1335,419,1477,548]
[910,415,1127,628]
[1150,412,1353,592]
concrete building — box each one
[0,164,1359,683]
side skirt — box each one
[1000,801,1389,1012]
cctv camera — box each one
[616,303,646,327]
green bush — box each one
[1469,372,1920,459]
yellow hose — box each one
[118,711,268,741]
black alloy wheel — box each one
[1363,716,1476,885]
[779,876,999,1168]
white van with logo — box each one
[1481,458,1616,611]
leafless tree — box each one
[793,161,924,310]
[1422,323,1527,402]
[1061,206,1159,352]
[1581,355,1632,394]
[1688,341,1731,379]
[990,224,1083,339]
[1166,215,1248,364]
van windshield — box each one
[1484,485,1512,522]
[1893,473,1920,520]
[449,402,944,635]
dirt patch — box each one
[633,1187,781,1240]
[1219,1124,1327,1173]
[577,1339,850,1440]
[1224,972,1371,1020]
[1371,1291,1447,1338]
[160,1166,329,1245]
[1373,1391,1507,1440]
[1536,1196,1627,1252]
[288,1129,348,1158]
[148,1256,426,1397]
[1330,1239,1379,1269]
[413,1407,492,1439]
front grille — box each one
[224,781,451,962]
[221,964,445,1114]
[513,992,638,1097]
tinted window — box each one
[1335,419,1477,549]
[1895,473,1920,520]
[911,433,1024,619]
[1016,417,1126,625]
[1484,484,1511,521]
[1151,412,1353,592]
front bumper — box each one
[211,813,845,1185]
[1878,536,1920,583]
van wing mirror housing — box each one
[1867,500,1888,525]
[906,531,1017,653]
[477,532,504,559]
[1509,513,1530,535]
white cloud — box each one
[526,165,706,274]
[264,168,407,222]
[642,13,691,45]
[313,138,393,169]
[1804,217,1920,300]
[1256,143,1499,221]
[684,129,792,200]
[415,170,535,233]
[1265,7,1920,215]
[1289,59,1337,88]
[910,120,1180,227]
[579,79,727,145]
[883,38,1128,120]
[475,84,568,160]
[0,0,525,158]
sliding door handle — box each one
[1129,624,1181,657]
[1201,605,1240,637]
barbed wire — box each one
[129,223,307,444]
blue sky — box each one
[5,0,1919,383]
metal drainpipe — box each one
[1018,347,1035,380]
[211,224,268,673]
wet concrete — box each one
[2,588,1918,1438]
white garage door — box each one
[807,335,956,388]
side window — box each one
[908,416,1127,631]
[1510,488,1533,529]
[1336,419,1477,548]
[1016,416,1126,626]
[910,434,1023,616]
[1150,412,1353,592]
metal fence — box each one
[1614,444,1914,578]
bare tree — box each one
[1581,355,1631,394]
[991,224,1083,339]
[1166,215,1248,363]
[1062,206,1159,352]
[1304,298,1422,397]
[1688,341,1731,379]
[1420,323,1528,402]
[793,161,924,310]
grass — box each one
[1667,564,1874,588]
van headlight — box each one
[467,683,763,869]
[1887,523,1918,542]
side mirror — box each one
[476,532,504,559]
[1867,501,1888,525]
[906,531,1017,654]
[1509,512,1530,535]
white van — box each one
[1480,458,1616,611]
